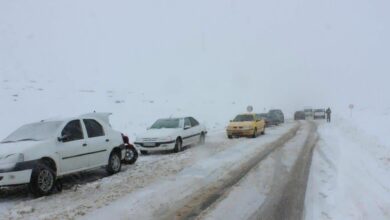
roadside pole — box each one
[349,104,354,117]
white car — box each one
[135,117,207,154]
[0,113,126,196]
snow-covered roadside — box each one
[304,115,390,220]
[81,123,298,220]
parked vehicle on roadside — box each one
[226,113,266,139]
[0,113,127,196]
[268,109,285,124]
[304,108,314,118]
[313,109,326,119]
[134,117,207,154]
[256,113,277,127]
[294,111,306,120]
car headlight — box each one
[0,153,24,170]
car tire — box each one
[173,138,182,153]
[228,135,233,139]
[252,128,257,138]
[140,150,149,155]
[106,150,122,175]
[29,162,56,197]
[123,145,138,165]
[198,133,206,145]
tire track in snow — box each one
[170,123,302,220]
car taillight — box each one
[121,133,129,144]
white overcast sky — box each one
[0,0,389,111]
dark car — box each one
[294,111,306,120]
[313,109,326,119]
[256,113,277,127]
[268,109,285,125]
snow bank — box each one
[305,112,390,220]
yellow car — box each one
[226,113,266,139]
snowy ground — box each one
[305,111,390,220]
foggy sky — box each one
[1,0,390,111]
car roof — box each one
[237,113,256,116]
[41,112,112,123]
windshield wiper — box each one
[0,140,15,144]
[16,138,38,142]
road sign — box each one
[247,105,253,113]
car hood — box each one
[228,121,254,127]
[137,128,181,139]
[0,140,46,157]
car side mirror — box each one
[184,125,191,130]
[58,134,70,142]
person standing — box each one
[326,107,332,123]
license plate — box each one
[143,143,156,147]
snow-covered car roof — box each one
[41,112,112,124]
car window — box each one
[189,117,199,127]
[83,119,105,138]
[61,120,84,142]
[233,115,255,122]
[151,118,180,129]
[184,118,192,128]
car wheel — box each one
[106,151,122,175]
[29,163,56,197]
[252,128,257,138]
[173,138,182,153]
[198,133,206,145]
[140,150,149,155]
[123,145,138,165]
[228,135,233,139]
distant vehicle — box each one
[304,108,313,118]
[135,117,207,154]
[294,111,306,120]
[226,113,266,138]
[0,113,127,196]
[256,113,277,127]
[314,109,326,119]
[268,109,285,124]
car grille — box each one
[142,138,158,142]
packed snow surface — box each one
[305,111,390,220]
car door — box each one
[83,119,109,168]
[183,118,194,146]
[57,120,88,174]
[189,117,202,143]
[254,115,262,133]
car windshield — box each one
[314,109,324,112]
[150,119,181,129]
[233,115,254,122]
[1,121,63,143]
